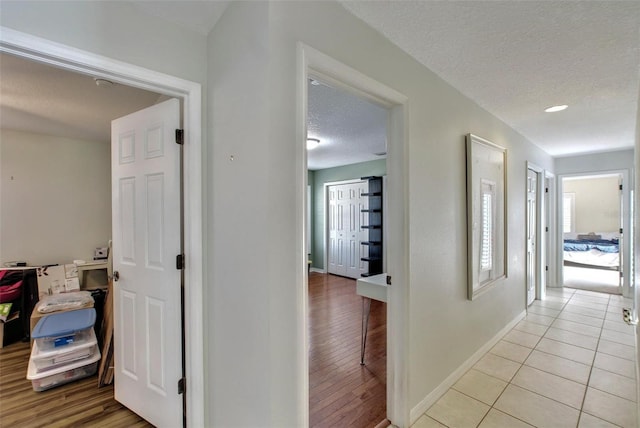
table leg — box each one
[360,296,371,365]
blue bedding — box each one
[563,239,619,253]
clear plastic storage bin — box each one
[27,341,101,391]
[30,329,98,372]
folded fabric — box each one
[36,291,94,313]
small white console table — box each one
[356,273,388,365]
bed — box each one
[563,233,620,271]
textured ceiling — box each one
[341,1,640,157]
[307,80,387,170]
[0,53,162,143]
[2,1,638,164]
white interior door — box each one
[327,181,369,279]
[112,98,183,427]
[328,186,346,276]
[345,183,369,278]
[527,169,538,305]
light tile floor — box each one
[414,288,638,428]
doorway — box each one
[560,173,624,295]
[299,44,409,426]
[306,75,388,426]
[0,29,204,426]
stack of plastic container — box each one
[27,308,101,391]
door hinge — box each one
[545,266,549,271]
[176,254,185,270]
[620,271,624,278]
[619,184,623,191]
[545,226,549,232]
[545,187,549,193]
[175,129,184,145]
[178,377,186,395]
[620,228,623,234]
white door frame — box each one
[545,171,556,289]
[0,28,205,427]
[297,43,410,426]
[527,162,546,302]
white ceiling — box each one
[1,1,638,167]
[340,1,640,158]
[0,53,162,143]
[307,79,387,170]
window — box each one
[563,192,575,233]
[480,180,496,272]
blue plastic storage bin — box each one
[32,308,96,350]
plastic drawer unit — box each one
[27,341,101,391]
[30,329,98,372]
[32,308,96,351]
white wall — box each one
[208,1,553,425]
[555,149,634,175]
[0,129,111,265]
[207,2,274,426]
[0,1,207,85]
[563,176,620,233]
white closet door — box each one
[328,181,368,279]
[328,185,347,276]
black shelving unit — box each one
[360,176,383,277]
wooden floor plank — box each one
[309,272,386,428]
[2,271,386,427]
[0,340,151,427]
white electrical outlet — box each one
[622,308,637,325]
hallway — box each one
[416,287,637,427]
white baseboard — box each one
[310,268,326,274]
[409,310,527,424]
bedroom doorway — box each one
[561,173,624,295]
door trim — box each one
[545,171,556,289]
[298,43,410,426]
[527,162,545,303]
[0,27,205,427]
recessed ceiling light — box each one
[544,104,568,113]
[309,79,321,86]
[307,138,321,150]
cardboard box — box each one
[36,265,80,297]
[0,311,24,348]
[36,266,66,297]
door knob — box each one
[113,271,120,281]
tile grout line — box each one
[473,289,575,427]
[421,288,635,428]
[574,292,608,428]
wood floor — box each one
[0,340,151,427]
[1,273,385,427]
[309,272,387,428]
